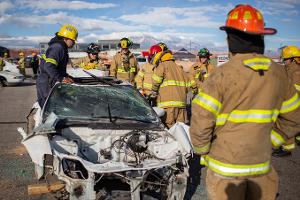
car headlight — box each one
[62,158,88,179]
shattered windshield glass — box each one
[43,84,158,123]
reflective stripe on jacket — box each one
[73,56,106,70]
[36,38,69,108]
[134,62,154,95]
[286,62,300,92]
[152,60,188,108]
[190,53,300,177]
[188,62,215,94]
[109,51,138,83]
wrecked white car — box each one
[19,77,192,200]
[0,61,25,87]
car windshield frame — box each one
[43,83,160,124]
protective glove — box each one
[62,77,74,84]
[149,91,158,99]
[138,89,145,96]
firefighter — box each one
[157,42,169,51]
[134,49,155,97]
[3,52,9,60]
[135,42,169,98]
[189,48,215,94]
[31,52,39,78]
[36,24,77,108]
[0,54,5,71]
[273,45,300,157]
[110,38,138,84]
[18,52,26,76]
[150,44,188,128]
[28,24,77,135]
[190,4,300,200]
[75,43,106,71]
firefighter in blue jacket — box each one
[36,24,78,108]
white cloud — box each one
[255,0,299,16]
[268,36,300,43]
[120,5,233,29]
[0,31,226,51]
[281,18,292,22]
[0,1,14,15]
[187,0,208,2]
[0,12,148,32]
[275,0,300,5]
[0,35,51,48]
[18,0,117,10]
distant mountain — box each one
[127,34,225,52]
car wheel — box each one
[0,78,8,87]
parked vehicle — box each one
[0,61,25,87]
[136,56,147,66]
[133,52,147,67]
[18,76,191,200]
[216,54,229,66]
[25,56,33,68]
[7,57,19,65]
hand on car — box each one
[149,91,158,99]
[139,89,145,96]
[62,77,74,84]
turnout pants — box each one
[163,107,187,129]
[206,167,278,200]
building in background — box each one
[39,43,89,54]
[173,48,196,61]
[39,40,141,54]
[97,39,140,51]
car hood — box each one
[21,112,192,169]
[3,61,20,73]
[0,70,24,77]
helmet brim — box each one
[220,26,277,35]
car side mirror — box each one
[152,107,166,118]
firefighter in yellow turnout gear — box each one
[0,54,6,71]
[75,43,106,71]
[18,52,26,76]
[190,4,300,200]
[273,45,300,157]
[150,44,188,128]
[189,48,215,94]
[135,61,155,96]
[110,38,138,84]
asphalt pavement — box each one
[0,73,299,200]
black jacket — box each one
[36,36,69,107]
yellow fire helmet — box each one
[57,24,78,41]
[118,38,133,49]
[281,45,300,60]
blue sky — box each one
[0,0,300,52]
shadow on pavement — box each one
[184,155,204,200]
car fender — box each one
[168,122,193,157]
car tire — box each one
[0,77,8,87]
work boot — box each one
[272,147,291,157]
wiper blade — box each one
[82,70,114,123]
[110,117,154,123]
[83,70,119,86]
